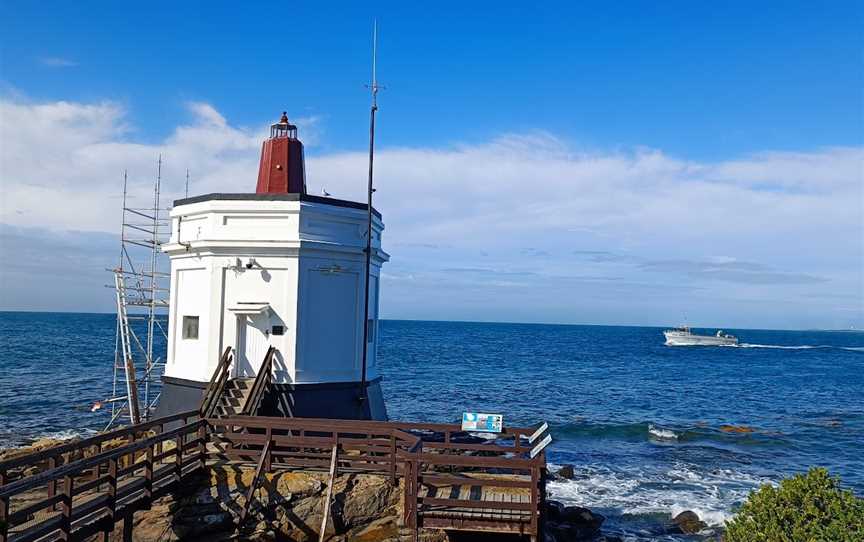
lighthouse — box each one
[156,113,389,420]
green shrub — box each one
[725,467,864,542]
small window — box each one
[271,325,285,336]
[366,319,376,343]
[182,316,199,340]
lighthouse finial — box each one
[280,111,289,124]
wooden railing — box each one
[0,419,206,542]
[403,442,547,538]
[199,347,234,418]
[207,416,422,480]
[0,411,199,489]
[240,346,276,416]
[0,414,548,541]
[207,416,547,539]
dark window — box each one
[182,316,199,340]
[271,325,285,336]
[366,319,376,343]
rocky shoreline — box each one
[1,440,719,541]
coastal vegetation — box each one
[725,468,864,542]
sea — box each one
[1,312,862,540]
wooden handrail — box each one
[240,346,275,416]
[0,420,205,499]
[0,410,198,482]
[199,347,234,418]
[0,419,205,542]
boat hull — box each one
[663,331,738,346]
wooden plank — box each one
[418,497,532,511]
[318,444,338,542]
[418,474,532,488]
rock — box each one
[557,464,576,479]
[672,510,707,534]
[544,500,604,540]
[719,425,754,434]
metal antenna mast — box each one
[185,168,190,198]
[359,20,380,402]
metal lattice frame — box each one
[105,158,171,428]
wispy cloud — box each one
[572,252,829,285]
[637,259,827,285]
[0,95,860,328]
[38,56,78,68]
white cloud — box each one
[38,56,78,68]
[0,96,861,327]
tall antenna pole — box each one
[185,168,190,198]
[359,20,380,403]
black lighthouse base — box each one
[153,375,388,421]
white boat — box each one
[663,326,738,346]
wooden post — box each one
[264,427,272,472]
[59,474,74,541]
[413,455,420,532]
[318,443,339,542]
[122,512,133,542]
[47,456,57,510]
[389,433,397,484]
[156,423,164,458]
[175,436,183,483]
[530,457,539,539]
[0,494,9,542]
[144,446,154,504]
[401,457,412,525]
[103,457,118,542]
[0,467,6,540]
[197,424,206,471]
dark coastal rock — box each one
[557,464,576,479]
[544,500,605,540]
[671,510,708,534]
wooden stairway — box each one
[200,346,276,420]
[213,378,254,418]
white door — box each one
[235,314,270,377]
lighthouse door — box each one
[235,314,270,378]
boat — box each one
[663,326,738,346]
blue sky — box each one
[1,1,862,329]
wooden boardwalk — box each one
[1,413,549,542]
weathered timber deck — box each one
[1,413,549,542]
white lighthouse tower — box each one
[156,113,389,420]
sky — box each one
[0,1,862,329]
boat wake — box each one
[734,343,863,352]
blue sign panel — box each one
[462,412,503,433]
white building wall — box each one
[168,263,212,382]
[162,197,387,386]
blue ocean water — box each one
[1,312,863,539]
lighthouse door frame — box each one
[234,312,271,378]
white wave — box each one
[737,343,831,350]
[648,424,679,441]
[547,463,775,528]
[34,428,97,443]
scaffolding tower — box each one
[105,157,172,428]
